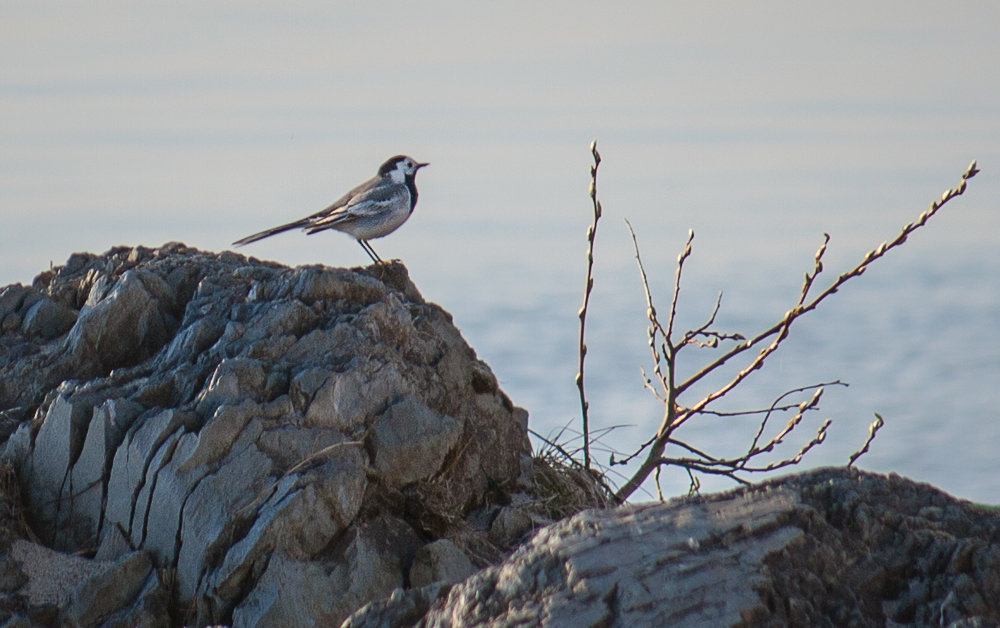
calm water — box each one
[2,3,999,503]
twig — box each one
[661,416,831,476]
[848,413,885,468]
[575,140,602,470]
[625,219,670,396]
[666,229,696,345]
[699,380,846,418]
[609,433,658,467]
[745,382,841,457]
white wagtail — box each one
[233,155,429,264]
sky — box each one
[2,2,999,502]
[4,3,997,282]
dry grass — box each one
[530,453,615,520]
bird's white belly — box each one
[342,206,411,240]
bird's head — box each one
[379,155,429,183]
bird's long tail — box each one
[232,217,311,247]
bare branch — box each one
[699,380,847,419]
[666,229,696,344]
[613,160,979,502]
[679,293,746,349]
[575,140,603,469]
[609,433,658,467]
[639,366,667,402]
[745,382,843,458]
[798,233,830,307]
[625,218,670,394]
[676,160,979,400]
[848,413,885,468]
[662,416,831,476]
[741,387,825,466]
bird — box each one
[232,155,429,264]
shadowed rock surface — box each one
[0,244,536,626]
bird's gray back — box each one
[305,174,382,222]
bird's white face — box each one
[384,156,428,183]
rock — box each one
[174,419,272,601]
[197,440,366,616]
[67,398,145,547]
[24,393,102,549]
[408,539,476,588]
[95,569,172,628]
[229,515,421,628]
[0,245,533,626]
[346,468,1000,627]
[342,584,451,628]
[20,297,76,340]
[0,424,32,470]
[98,408,198,558]
[9,540,111,608]
[58,551,153,627]
[64,269,176,375]
[194,357,267,414]
[0,285,37,334]
[371,395,463,488]
[488,499,539,547]
[5,538,168,628]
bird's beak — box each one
[416,162,430,169]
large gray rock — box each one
[64,268,177,374]
[231,516,420,628]
[58,551,155,627]
[0,244,533,626]
[371,395,464,488]
[67,398,145,548]
[6,539,168,628]
[346,468,1000,627]
[408,539,477,588]
[21,297,77,340]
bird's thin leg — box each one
[358,239,383,264]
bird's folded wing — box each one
[298,174,370,219]
[308,185,402,229]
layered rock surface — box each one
[347,468,1000,627]
[0,244,534,626]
